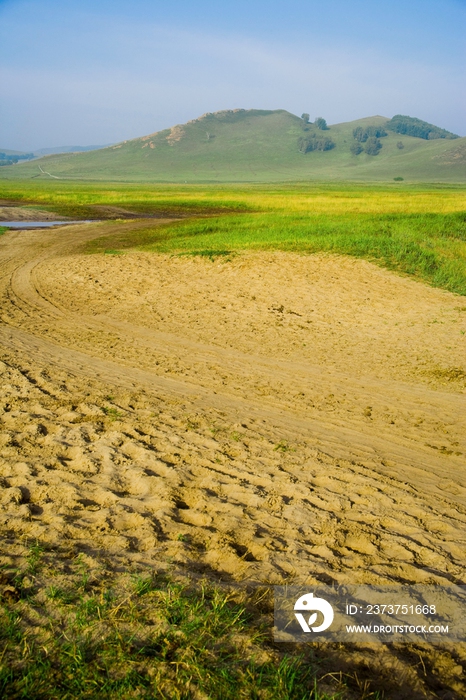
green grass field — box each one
[3,179,461,295]
[2,111,465,183]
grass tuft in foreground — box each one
[1,543,460,699]
[1,547,344,700]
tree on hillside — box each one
[314,117,329,130]
[301,113,310,124]
[298,135,335,153]
[353,126,367,143]
[350,142,363,155]
[396,141,404,149]
[364,137,382,155]
[353,125,387,142]
[365,125,387,138]
[386,114,459,140]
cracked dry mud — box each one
[0,219,465,590]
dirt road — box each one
[0,218,465,588]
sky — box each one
[0,0,465,151]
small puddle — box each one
[1,220,98,229]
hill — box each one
[0,145,111,160]
[0,148,31,156]
[33,144,113,156]
[1,109,465,182]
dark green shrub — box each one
[364,137,382,155]
[353,126,367,142]
[298,134,335,153]
[366,125,387,138]
[350,142,363,155]
[353,126,387,142]
[314,117,329,130]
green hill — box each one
[33,144,113,156]
[0,148,31,156]
[1,109,465,182]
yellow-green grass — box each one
[2,181,465,295]
[1,179,465,215]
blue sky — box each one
[0,0,464,150]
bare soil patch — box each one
[0,206,68,222]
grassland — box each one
[2,110,465,183]
[2,179,463,295]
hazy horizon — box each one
[1,0,465,151]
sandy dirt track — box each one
[1,218,465,592]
